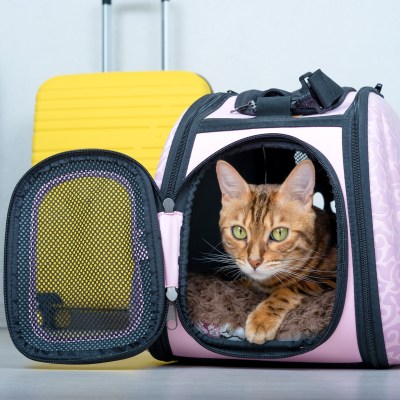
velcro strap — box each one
[307,69,344,108]
[256,96,292,117]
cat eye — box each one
[270,227,289,242]
[231,225,247,240]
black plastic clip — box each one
[374,83,383,94]
[292,72,324,114]
[231,100,257,115]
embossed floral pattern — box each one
[368,94,400,364]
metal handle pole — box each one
[161,0,170,71]
[102,0,112,72]
[102,1,169,71]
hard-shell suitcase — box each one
[21,0,210,337]
[6,70,400,368]
[32,0,212,177]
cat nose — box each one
[248,258,263,269]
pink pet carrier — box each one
[4,70,400,368]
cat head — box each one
[216,160,316,282]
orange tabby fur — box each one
[216,160,337,344]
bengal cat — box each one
[215,159,337,344]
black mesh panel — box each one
[5,152,164,363]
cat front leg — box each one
[245,288,303,345]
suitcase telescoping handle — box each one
[102,0,170,72]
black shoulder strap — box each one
[234,70,355,117]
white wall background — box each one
[1,0,400,326]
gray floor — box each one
[1,329,400,400]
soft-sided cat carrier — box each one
[4,70,400,368]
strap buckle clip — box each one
[291,72,324,115]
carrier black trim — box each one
[198,115,344,133]
[148,327,174,362]
[343,88,389,368]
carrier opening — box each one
[179,141,345,354]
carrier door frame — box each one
[5,150,168,364]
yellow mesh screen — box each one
[36,177,134,310]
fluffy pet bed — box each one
[186,273,335,342]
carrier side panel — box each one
[367,93,400,365]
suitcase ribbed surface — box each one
[33,71,211,176]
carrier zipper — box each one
[172,134,347,359]
[350,102,376,364]
[166,287,178,330]
[165,93,232,199]
[348,96,381,367]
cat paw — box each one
[220,323,246,340]
[245,312,281,344]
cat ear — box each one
[216,160,251,203]
[279,160,315,208]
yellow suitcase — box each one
[30,0,211,333]
[32,0,211,177]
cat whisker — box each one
[213,264,238,273]
[212,263,241,274]
[201,238,226,255]
[273,273,292,290]
[304,247,333,257]
[286,265,337,277]
[196,253,235,264]
[282,267,325,278]
[272,260,333,275]
[230,270,245,282]
[216,267,243,282]
[196,251,231,259]
[280,255,329,263]
[280,267,334,284]
[289,275,323,284]
[279,272,320,284]
[199,257,232,264]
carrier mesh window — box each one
[11,156,160,357]
[185,146,339,349]
[294,150,308,164]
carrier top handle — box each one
[102,0,170,72]
[234,70,355,117]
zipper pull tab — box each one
[166,287,178,330]
[166,287,178,302]
[231,100,256,115]
[163,198,175,213]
